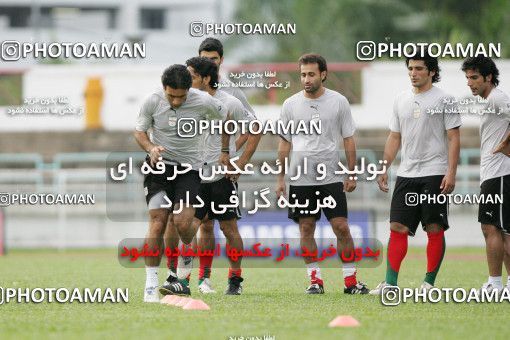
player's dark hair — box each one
[405,50,441,83]
[198,38,224,58]
[185,56,219,89]
[461,57,499,86]
[298,53,328,82]
[161,64,192,90]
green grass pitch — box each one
[0,247,507,340]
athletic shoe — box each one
[344,281,369,294]
[159,281,191,296]
[419,282,433,293]
[164,271,179,286]
[225,276,244,295]
[176,254,193,280]
[479,282,503,295]
[143,286,159,303]
[305,283,324,294]
[198,278,217,294]
[369,281,391,295]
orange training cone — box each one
[160,295,173,304]
[328,315,360,328]
[182,299,210,310]
[175,297,192,307]
[169,296,184,306]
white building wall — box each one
[2,61,510,131]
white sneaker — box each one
[419,282,433,293]
[176,254,194,280]
[369,281,391,295]
[480,282,503,295]
[143,286,159,303]
[198,278,217,294]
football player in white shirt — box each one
[371,52,461,294]
[462,57,510,293]
[135,65,229,302]
[162,38,258,293]
[277,54,369,295]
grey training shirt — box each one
[479,87,510,184]
[279,88,356,186]
[390,86,462,178]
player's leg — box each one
[420,175,450,289]
[370,224,411,296]
[329,217,369,294]
[159,170,201,296]
[370,177,419,295]
[144,206,169,302]
[163,213,179,285]
[322,181,368,294]
[159,206,197,296]
[142,159,174,301]
[385,222,410,286]
[174,206,199,261]
[220,218,244,295]
[501,175,510,291]
[198,217,216,293]
[504,236,510,291]
[193,182,211,291]
[206,177,243,294]
[299,216,323,294]
[478,176,507,292]
[159,214,199,296]
[480,224,504,291]
[422,223,446,290]
[288,185,324,294]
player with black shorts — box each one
[162,38,258,291]
[370,51,461,294]
[134,64,228,302]
[276,53,369,295]
[159,57,260,296]
[462,57,510,293]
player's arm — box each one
[338,97,357,192]
[236,130,261,169]
[234,104,262,168]
[440,99,462,194]
[377,131,401,193]
[230,130,261,182]
[220,112,232,167]
[134,94,165,166]
[229,102,261,180]
[232,89,256,151]
[205,95,231,167]
[493,127,510,156]
[276,101,293,197]
[440,127,460,194]
[276,137,291,197]
[134,130,165,167]
[343,136,357,192]
[235,133,249,151]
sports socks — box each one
[424,229,445,286]
[385,229,408,286]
